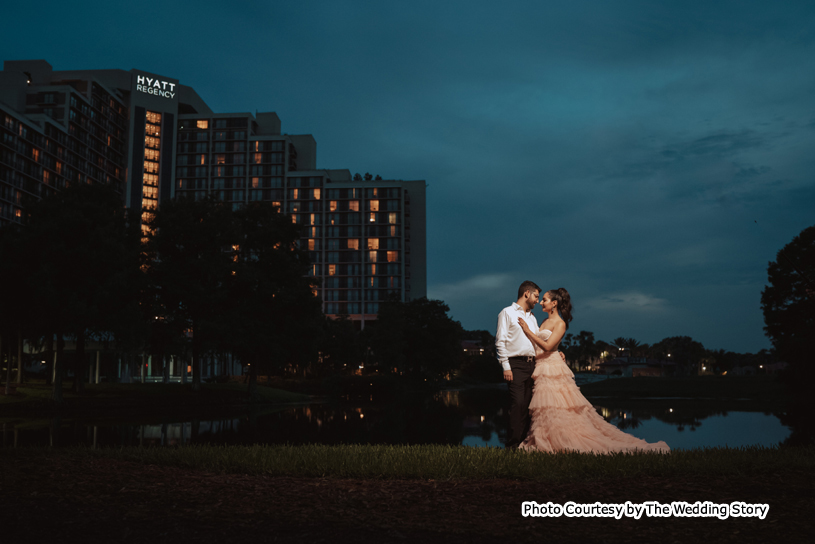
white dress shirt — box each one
[495,302,538,371]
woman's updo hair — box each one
[547,288,573,329]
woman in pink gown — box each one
[517,288,669,454]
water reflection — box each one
[2,387,795,450]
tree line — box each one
[0,183,468,402]
[1,182,809,400]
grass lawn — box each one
[0,442,809,481]
[0,444,811,543]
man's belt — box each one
[508,356,535,363]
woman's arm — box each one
[517,318,566,351]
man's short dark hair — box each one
[518,280,541,300]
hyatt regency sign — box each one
[135,75,176,99]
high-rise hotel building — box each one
[0,60,426,326]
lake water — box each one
[1,386,793,450]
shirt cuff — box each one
[501,361,510,371]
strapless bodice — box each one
[537,329,553,340]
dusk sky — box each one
[3,1,813,352]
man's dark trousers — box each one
[506,356,535,448]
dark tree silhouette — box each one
[223,202,322,398]
[145,195,235,392]
[761,224,815,390]
[368,297,462,382]
[322,315,364,373]
[650,336,707,375]
[3,183,141,400]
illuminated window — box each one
[308,239,315,251]
[292,188,299,200]
[330,201,338,211]
[32,149,40,162]
[369,200,379,211]
[370,265,376,277]
[369,213,376,223]
[369,251,377,263]
[144,161,159,174]
[146,123,161,137]
[144,173,159,186]
[145,136,160,149]
[199,154,206,165]
[145,149,160,161]
[291,215,298,224]
[349,200,359,211]
[215,154,226,165]
[254,153,262,164]
[272,201,281,208]
[310,214,316,225]
[387,251,399,262]
[367,238,379,250]
[389,213,398,224]
[197,120,209,129]
[347,239,359,250]
[328,264,336,276]
[146,111,162,124]
[251,177,260,188]
[143,186,158,199]
[313,188,321,200]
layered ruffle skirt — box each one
[519,351,670,454]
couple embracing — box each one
[496,281,669,454]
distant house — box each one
[596,357,675,377]
[461,340,485,354]
[730,365,756,376]
[764,362,789,374]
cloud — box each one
[583,292,669,313]
[428,273,514,302]
[734,165,772,179]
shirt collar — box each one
[512,302,532,316]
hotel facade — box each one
[0,60,426,328]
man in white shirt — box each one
[496,280,541,449]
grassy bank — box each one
[0,381,309,413]
[2,443,811,481]
[581,375,788,401]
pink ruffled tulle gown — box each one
[520,328,670,454]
